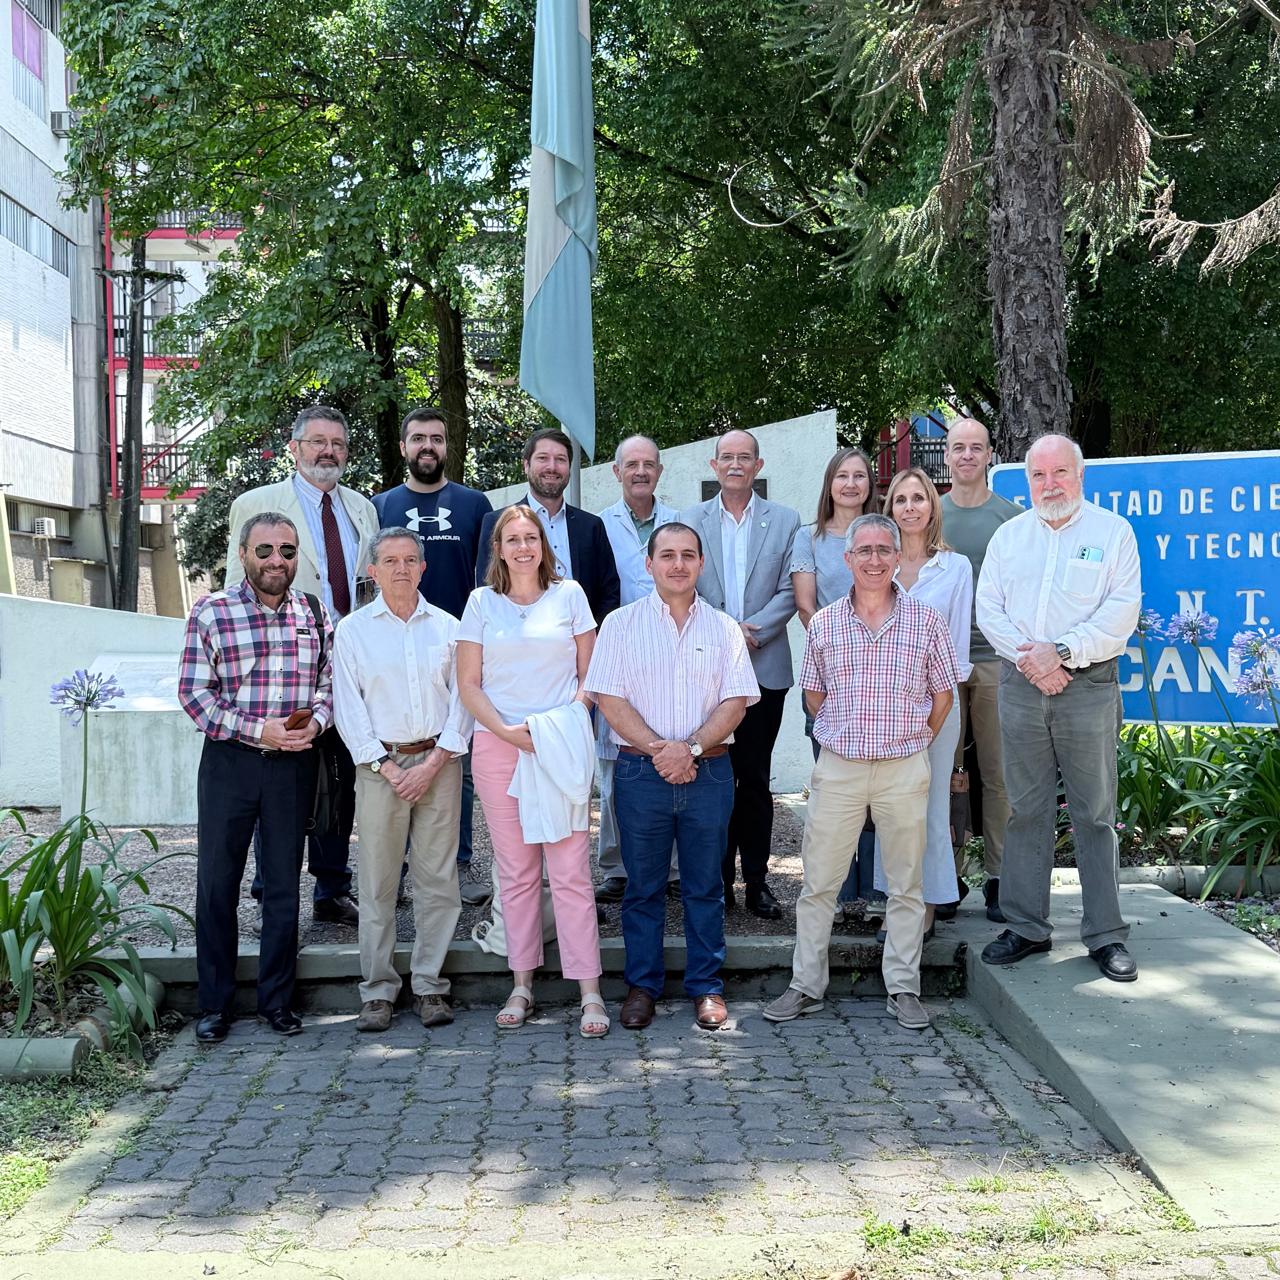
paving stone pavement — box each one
[5,997,1278,1277]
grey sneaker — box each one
[248,901,262,938]
[355,999,394,1032]
[459,864,493,907]
[887,992,931,1030]
[762,987,825,1023]
[414,994,455,1028]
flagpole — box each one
[569,437,582,507]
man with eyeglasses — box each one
[179,514,335,1042]
[765,514,959,1031]
[225,406,379,928]
[938,417,1021,924]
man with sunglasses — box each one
[225,406,379,928]
[180,514,335,1042]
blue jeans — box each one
[614,752,734,998]
[806,711,877,905]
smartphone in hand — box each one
[284,708,314,730]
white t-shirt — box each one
[457,579,596,731]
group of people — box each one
[176,405,1142,1044]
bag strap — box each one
[301,592,326,666]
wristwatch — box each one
[1055,642,1073,665]
[686,738,704,759]
[370,754,391,774]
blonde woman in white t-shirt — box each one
[457,507,608,1037]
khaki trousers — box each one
[355,754,462,1004]
[792,747,930,998]
[955,659,1009,876]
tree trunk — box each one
[370,293,402,491]
[433,293,469,484]
[984,0,1073,463]
[116,236,147,612]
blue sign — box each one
[990,451,1280,727]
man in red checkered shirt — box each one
[765,513,959,1031]
[179,512,335,1044]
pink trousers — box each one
[471,731,602,979]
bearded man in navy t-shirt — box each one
[372,405,493,904]
[372,406,493,621]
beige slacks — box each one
[954,659,1010,876]
[792,747,930,998]
[355,753,462,1004]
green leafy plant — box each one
[0,818,47,1032]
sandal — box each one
[579,995,610,1039]
[496,985,535,1029]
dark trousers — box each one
[458,750,474,863]
[252,727,354,903]
[724,685,788,889]
[615,753,734,998]
[196,738,317,1015]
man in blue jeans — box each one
[585,523,760,1031]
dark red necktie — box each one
[321,491,351,617]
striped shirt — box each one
[584,592,760,745]
[802,584,958,761]
[178,580,335,745]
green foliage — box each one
[1114,725,1213,858]
[1231,902,1280,940]
[0,1155,47,1217]
[0,811,192,1056]
[1176,730,1280,898]
[861,1216,950,1255]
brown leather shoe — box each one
[693,994,728,1030]
[620,987,655,1029]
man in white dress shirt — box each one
[975,434,1142,982]
[334,528,473,1032]
[585,523,760,1032]
[594,435,680,902]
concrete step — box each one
[138,929,968,1014]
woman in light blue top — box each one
[872,467,973,938]
[791,446,878,914]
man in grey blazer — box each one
[224,406,380,928]
[682,429,800,919]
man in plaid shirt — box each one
[179,512,335,1043]
[765,513,959,1031]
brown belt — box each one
[619,744,728,759]
[381,737,436,756]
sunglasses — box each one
[252,543,298,561]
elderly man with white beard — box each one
[975,434,1142,983]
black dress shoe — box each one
[724,884,737,909]
[196,1011,231,1043]
[745,884,783,920]
[594,876,626,904]
[666,879,681,900]
[981,929,1052,966]
[258,1009,304,1036]
[933,901,959,921]
[313,894,359,926]
[984,877,1006,923]
[1090,942,1138,982]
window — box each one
[15,0,58,34]
[11,0,46,118]
[0,190,75,277]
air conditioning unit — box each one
[32,517,58,539]
[50,110,76,137]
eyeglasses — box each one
[252,543,298,561]
[851,546,896,561]
[297,437,348,453]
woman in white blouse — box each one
[874,468,973,937]
[457,507,608,1037]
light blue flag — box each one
[520,0,597,462]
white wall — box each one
[0,596,186,806]
[486,410,838,792]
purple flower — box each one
[49,669,125,725]
[1230,629,1280,667]
[1136,609,1164,635]
[1164,610,1219,645]
[1235,663,1279,708]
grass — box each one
[1023,1200,1097,1247]
[862,1216,950,1256]
[965,1172,1010,1194]
[0,1052,142,1218]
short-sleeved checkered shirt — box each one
[801,584,959,761]
[178,580,335,745]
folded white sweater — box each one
[507,701,595,844]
